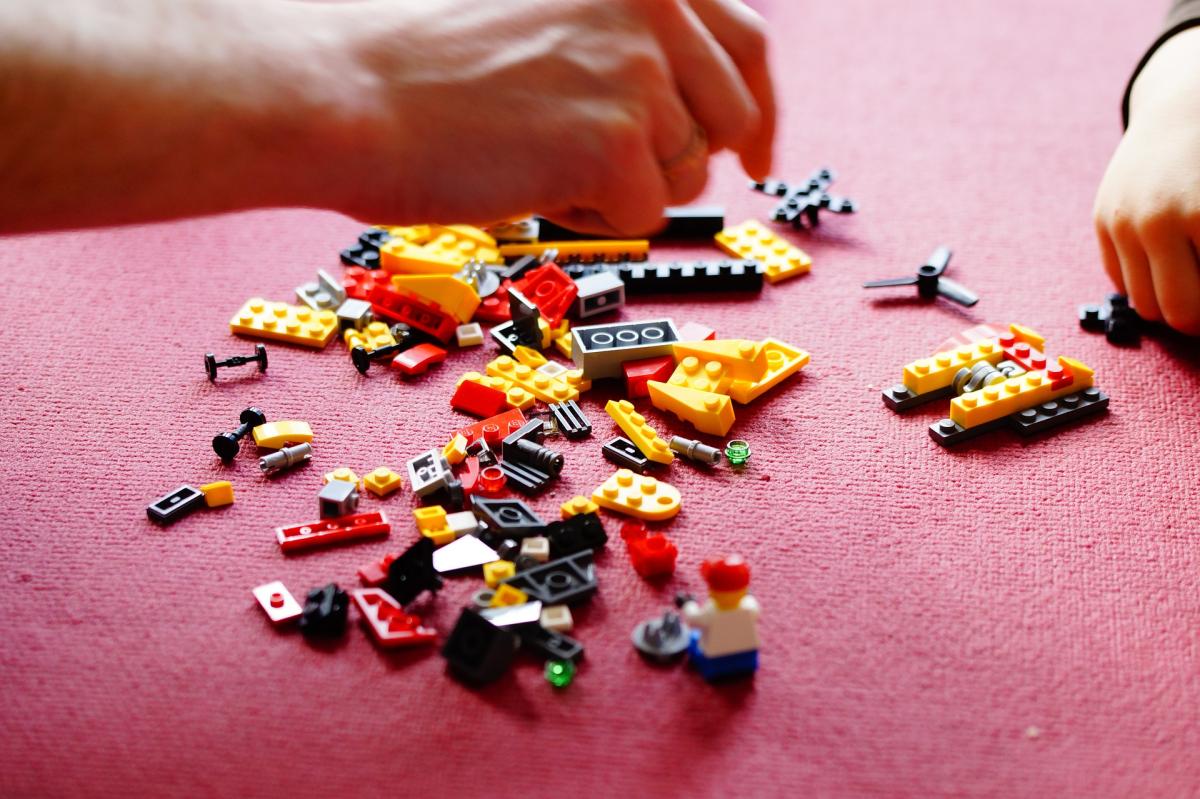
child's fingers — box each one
[1146,230,1200,334]
[1112,228,1162,321]
[1095,221,1126,293]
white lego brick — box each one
[456,323,484,347]
[446,510,481,538]
[519,536,550,563]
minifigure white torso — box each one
[683,594,760,657]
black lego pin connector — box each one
[205,344,267,382]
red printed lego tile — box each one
[276,511,390,553]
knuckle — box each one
[1160,297,1200,334]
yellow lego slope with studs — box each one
[949,356,1094,428]
[902,323,1044,395]
[715,220,812,283]
[230,298,338,349]
[605,400,674,464]
[390,274,480,323]
[646,381,735,436]
[730,338,811,403]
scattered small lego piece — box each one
[251,420,313,450]
[601,436,651,473]
[259,442,312,475]
[526,626,584,665]
[340,228,387,269]
[390,273,481,323]
[344,320,397,353]
[383,537,443,605]
[669,436,722,465]
[363,467,403,497]
[451,378,511,418]
[452,407,527,446]
[545,513,608,559]
[540,604,574,634]
[502,419,564,476]
[571,319,680,379]
[623,355,676,399]
[483,560,516,588]
[648,380,735,436]
[407,449,453,497]
[480,600,543,628]
[413,505,455,546]
[520,536,550,563]
[199,480,235,507]
[725,440,751,468]
[212,407,267,462]
[486,355,579,404]
[499,460,554,495]
[442,608,519,684]
[605,399,673,464]
[298,583,350,639]
[752,168,856,229]
[335,298,375,332]
[323,467,362,488]
[276,511,389,553]
[501,550,597,606]
[622,521,678,577]
[433,534,499,573]
[682,556,759,681]
[252,581,302,625]
[489,583,529,607]
[548,400,591,440]
[230,298,339,349]
[442,434,469,466]
[477,465,507,496]
[456,322,485,347]
[715,220,811,283]
[632,611,691,661]
[351,589,437,648]
[471,497,546,537]
[592,469,682,521]
[147,484,206,526]
[1079,293,1143,345]
[561,496,599,519]
[296,268,347,311]
[863,246,978,307]
[511,263,577,327]
[573,270,626,319]
[205,344,267,382]
[392,342,447,376]
[351,342,401,374]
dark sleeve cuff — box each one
[1122,0,1200,128]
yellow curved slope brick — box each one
[252,420,313,449]
[715,220,811,283]
[605,400,673,464]
[592,469,681,521]
[230,298,338,349]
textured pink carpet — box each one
[3,1,1200,796]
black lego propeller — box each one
[863,246,979,307]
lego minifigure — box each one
[682,556,759,681]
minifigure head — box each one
[700,556,750,609]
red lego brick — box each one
[459,456,481,495]
[622,355,676,399]
[391,342,447,376]
[276,511,390,553]
[369,283,458,341]
[342,266,387,301]
[626,531,678,578]
[677,321,717,342]
[451,379,509,418]
[474,281,513,323]
[452,408,527,445]
[358,553,397,586]
[351,588,438,648]
[512,263,577,327]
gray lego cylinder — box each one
[669,436,721,465]
[259,442,313,474]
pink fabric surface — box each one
[3,1,1199,796]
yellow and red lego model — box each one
[883,323,1110,446]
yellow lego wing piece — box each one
[727,338,811,403]
[591,469,681,520]
[647,381,735,436]
[605,399,674,464]
[670,339,768,381]
[379,238,463,275]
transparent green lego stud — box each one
[725,439,751,468]
[544,659,576,688]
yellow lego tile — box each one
[363,467,403,497]
[490,583,529,607]
[561,495,599,519]
[199,481,234,508]
[458,371,536,410]
[344,321,396,353]
[323,467,362,489]
[389,274,480,323]
[715,220,811,283]
[252,420,313,449]
[513,346,548,368]
[486,357,579,405]
[591,469,682,521]
[605,400,673,464]
[667,356,735,396]
[413,506,455,547]
[498,240,650,262]
[671,339,768,382]
[443,434,469,465]
[230,298,338,349]
[483,560,516,588]
[950,356,1094,428]
[646,381,735,436]
[379,238,463,275]
[727,338,811,404]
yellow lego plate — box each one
[230,298,338,349]
[592,469,682,521]
[715,220,811,283]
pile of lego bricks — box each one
[145,185,839,688]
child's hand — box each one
[1094,26,1200,335]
